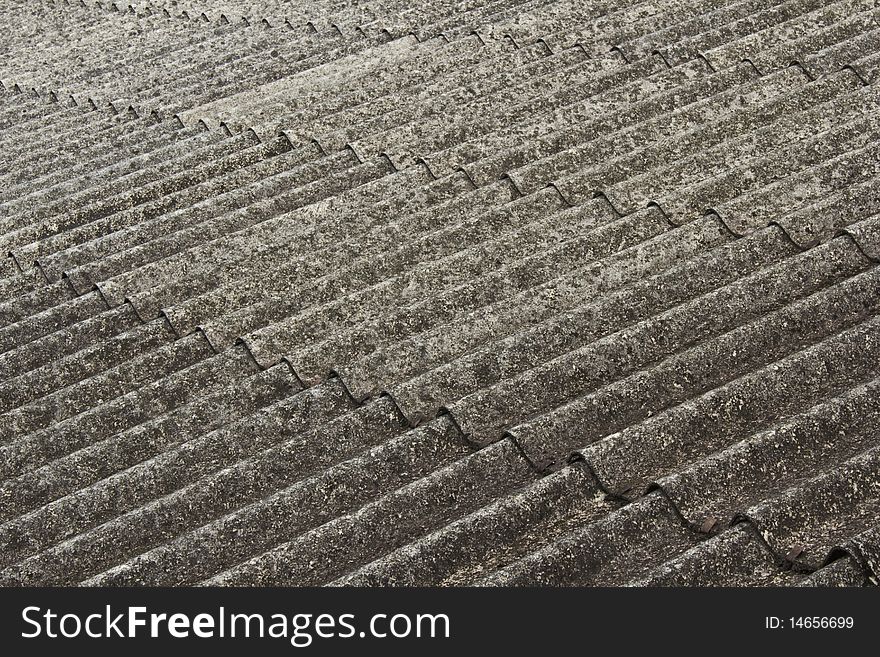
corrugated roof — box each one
[1,0,879,586]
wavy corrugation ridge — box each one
[1,0,879,586]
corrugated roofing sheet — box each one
[1,0,879,586]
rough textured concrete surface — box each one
[0,0,879,586]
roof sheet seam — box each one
[823,541,879,583]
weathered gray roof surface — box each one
[1,0,879,586]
